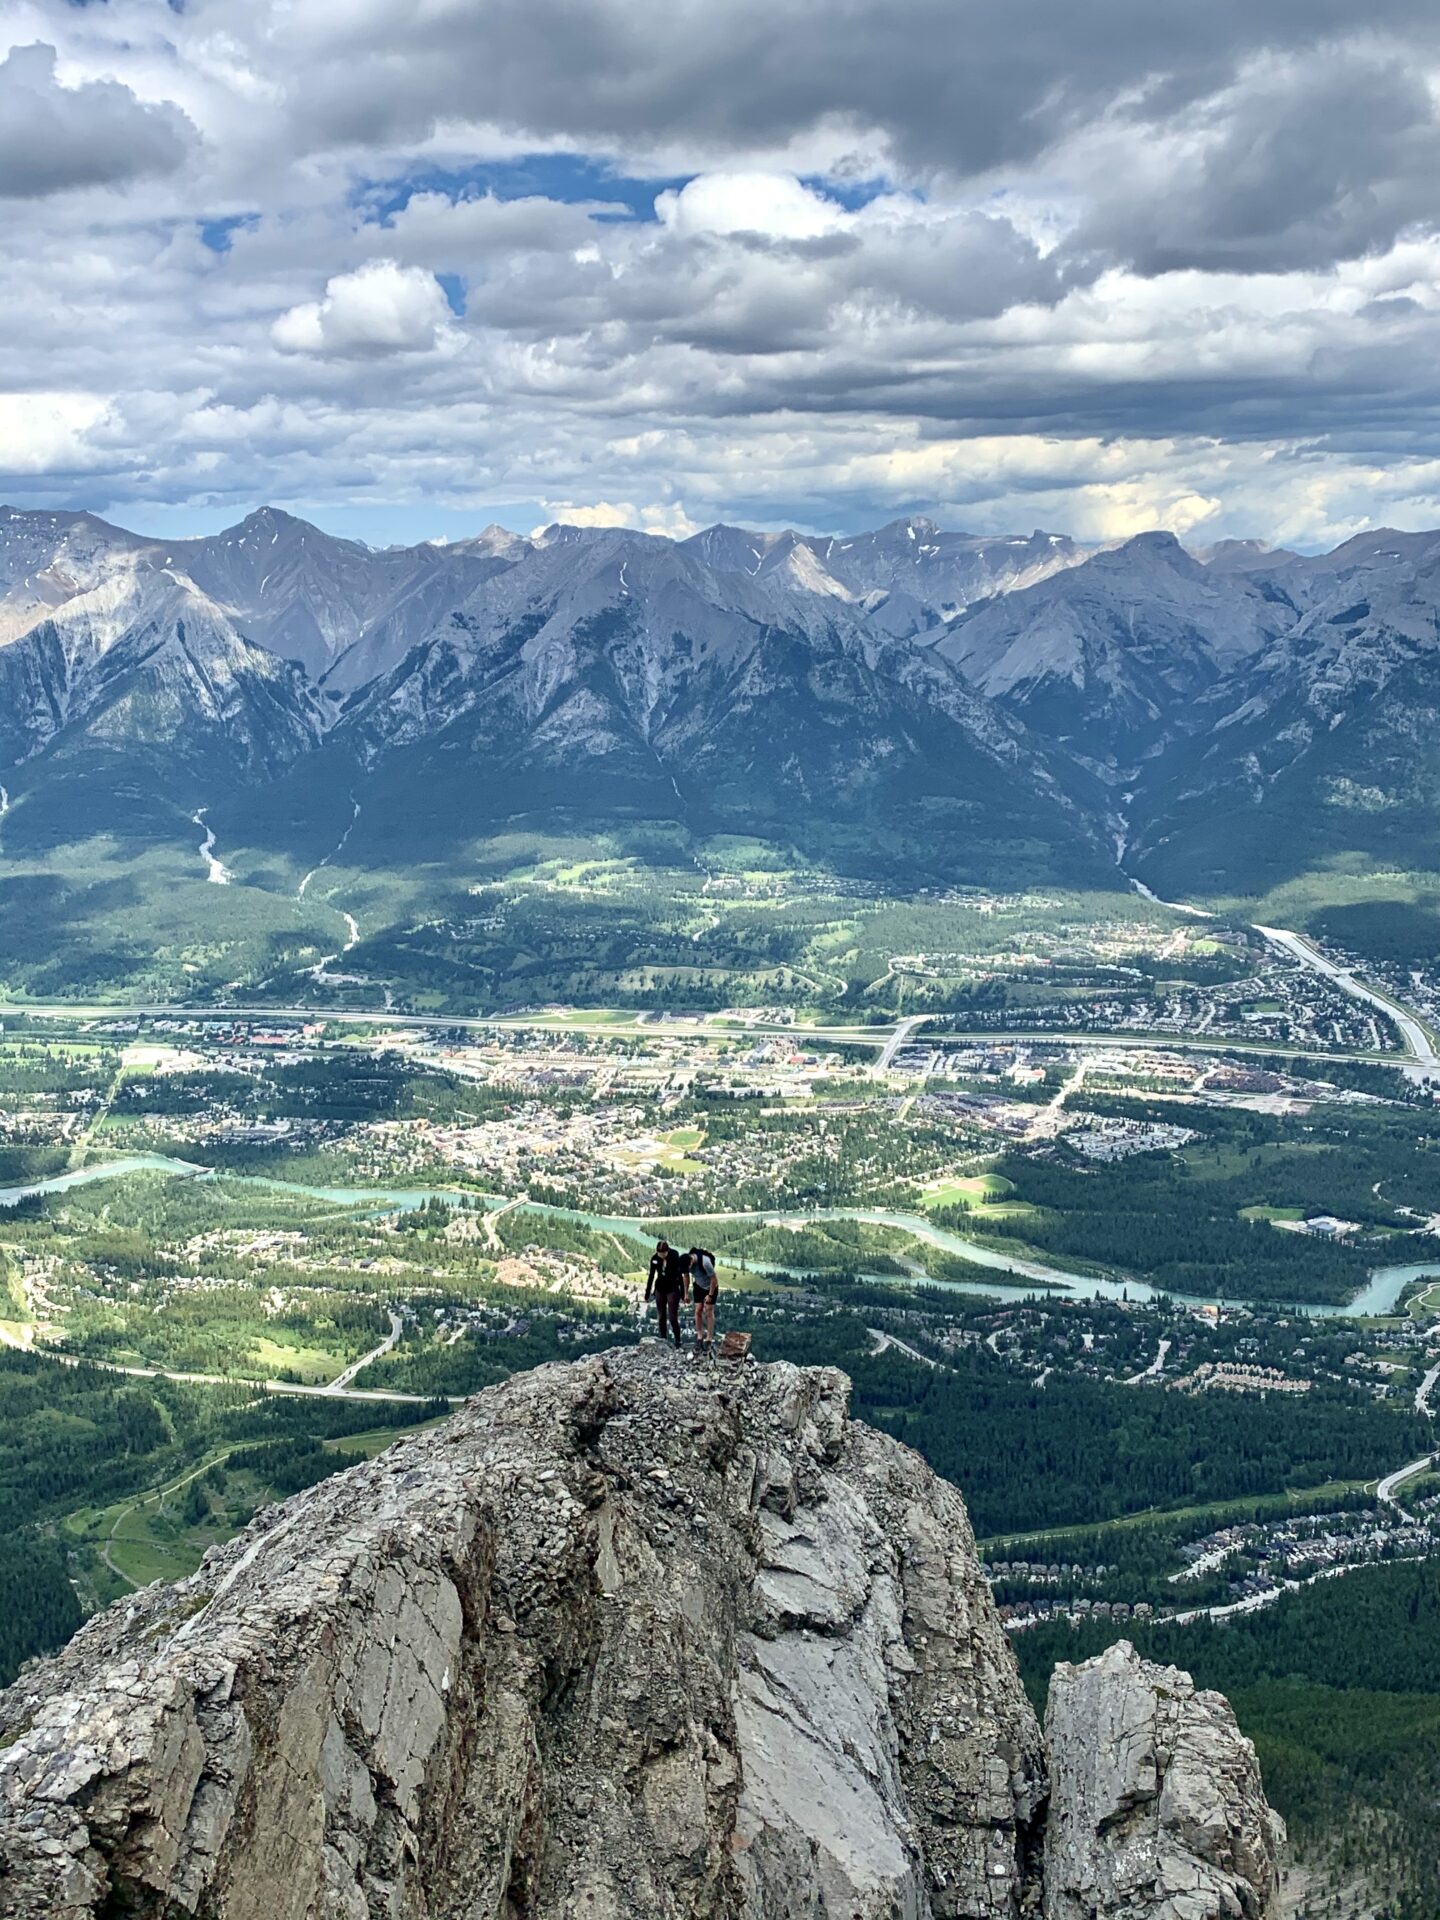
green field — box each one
[323,1420,445,1458]
[74,1452,348,1591]
[248,1336,345,1384]
[979,1478,1373,1554]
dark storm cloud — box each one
[0,42,195,197]
[1073,50,1440,274]
[265,0,1440,184]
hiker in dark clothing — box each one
[645,1238,686,1344]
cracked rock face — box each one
[1042,1641,1284,1920]
[0,1351,1048,1918]
[0,1352,1283,1919]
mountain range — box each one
[2,500,1439,965]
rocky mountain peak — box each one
[448,524,532,559]
[681,524,784,573]
[1095,529,1195,574]
[211,505,339,554]
[1318,526,1440,572]
[1193,537,1296,573]
[0,1349,1281,1919]
[878,513,942,542]
[1044,1642,1284,1919]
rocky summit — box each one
[0,1349,1281,1918]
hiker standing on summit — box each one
[645,1237,686,1345]
[688,1244,718,1350]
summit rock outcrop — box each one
[0,1349,1281,1918]
[1043,1642,1284,1919]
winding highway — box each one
[1255,925,1440,1078]
[1376,1452,1436,1523]
[1126,866,1440,1080]
[867,1327,940,1369]
[323,1311,405,1393]
[877,1015,925,1072]
[0,1322,458,1405]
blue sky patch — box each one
[200,214,257,254]
[800,174,904,212]
[355,154,687,227]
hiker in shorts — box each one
[645,1238,686,1345]
[688,1245,718,1349]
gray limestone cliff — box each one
[0,1349,1281,1918]
[1043,1642,1284,1920]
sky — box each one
[5,2,1440,549]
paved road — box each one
[1255,925,1440,1076]
[0,998,893,1049]
[1124,869,1438,1074]
[6,994,1422,1077]
[0,1324,458,1405]
[483,1194,526,1252]
[867,1327,940,1369]
[1416,1361,1440,1417]
[76,1054,129,1150]
[1125,1336,1172,1385]
[876,1015,925,1073]
[1167,1554,1433,1629]
[324,1310,404,1393]
[1026,1051,1090,1142]
[1376,1451,1435,1520]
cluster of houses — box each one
[1173,1361,1312,1396]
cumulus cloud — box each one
[380,190,596,269]
[655,172,845,239]
[5,0,1440,544]
[0,43,194,197]
[463,177,1064,359]
[534,499,700,537]
[272,260,458,357]
[0,390,112,476]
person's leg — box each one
[654,1292,666,1338]
[705,1293,717,1342]
[666,1290,681,1343]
